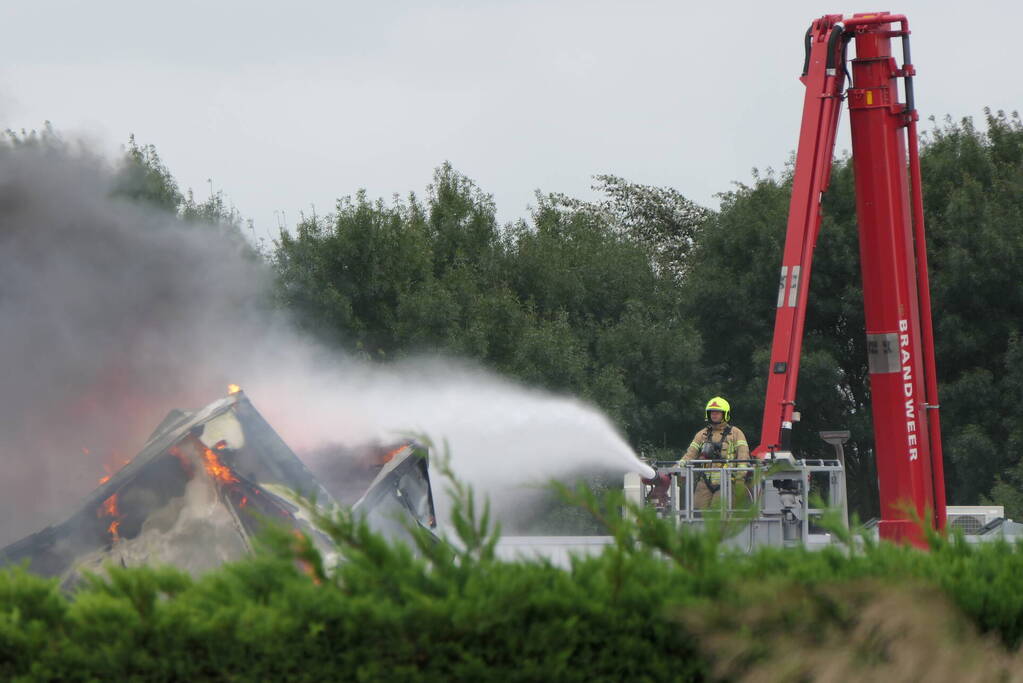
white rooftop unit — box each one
[946,506,1004,535]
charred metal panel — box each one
[0,391,438,585]
[354,444,437,544]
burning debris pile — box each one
[0,389,436,587]
[0,137,651,591]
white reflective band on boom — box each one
[777,266,788,307]
[788,266,800,307]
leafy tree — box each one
[920,110,1023,508]
[113,135,183,212]
[2,121,63,153]
[272,166,706,444]
[503,199,703,438]
[274,191,432,355]
[112,136,252,255]
[547,174,709,280]
[424,162,502,278]
[680,170,792,405]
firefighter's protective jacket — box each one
[681,423,750,462]
[680,422,750,488]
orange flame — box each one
[381,444,407,464]
[99,493,119,518]
[228,384,241,395]
[203,447,238,485]
[97,493,122,543]
[95,453,130,486]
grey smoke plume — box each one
[0,136,651,546]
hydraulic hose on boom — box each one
[753,14,847,459]
[753,13,946,547]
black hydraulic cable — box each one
[801,25,813,76]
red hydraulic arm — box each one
[753,13,946,546]
[753,14,847,460]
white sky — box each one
[2,1,1018,238]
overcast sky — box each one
[3,1,1018,237]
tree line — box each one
[114,110,1023,522]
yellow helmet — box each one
[705,396,731,423]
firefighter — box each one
[680,397,750,510]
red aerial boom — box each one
[752,13,946,546]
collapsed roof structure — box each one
[0,390,436,587]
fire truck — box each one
[628,12,955,550]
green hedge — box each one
[3,482,1023,681]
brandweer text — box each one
[900,319,919,461]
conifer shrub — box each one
[2,467,1023,680]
